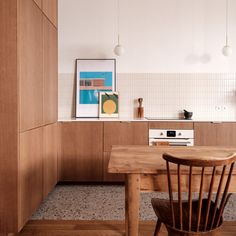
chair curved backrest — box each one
[162,151,236,233]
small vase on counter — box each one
[137,98,144,119]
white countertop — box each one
[58,117,236,122]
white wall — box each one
[58,0,236,120]
[59,0,236,73]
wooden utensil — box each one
[137,98,144,118]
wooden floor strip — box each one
[18,220,236,236]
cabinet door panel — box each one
[19,0,43,131]
[216,123,236,147]
[194,122,236,147]
[19,128,43,229]
[104,122,148,152]
[194,122,217,146]
[42,0,57,27]
[43,123,58,198]
[43,16,58,125]
[0,0,18,232]
[60,122,103,181]
[103,152,124,182]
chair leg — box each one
[153,220,162,236]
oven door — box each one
[149,138,194,146]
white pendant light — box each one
[222,0,232,56]
[114,0,124,56]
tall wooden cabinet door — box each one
[194,122,218,146]
[42,0,57,27]
[19,128,43,229]
[43,16,58,125]
[60,122,103,181]
[104,122,148,152]
[216,123,236,147]
[19,0,43,132]
[43,123,58,198]
[34,0,42,9]
[0,0,18,233]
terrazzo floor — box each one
[31,185,236,221]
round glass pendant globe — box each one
[114,44,124,56]
[222,45,232,56]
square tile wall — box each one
[59,73,236,120]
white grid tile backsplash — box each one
[59,73,236,120]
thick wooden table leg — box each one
[125,174,141,236]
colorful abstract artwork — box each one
[99,92,119,118]
[76,59,116,118]
[79,72,113,104]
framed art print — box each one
[76,59,116,118]
[99,92,119,118]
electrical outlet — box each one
[215,105,227,111]
[222,106,227,111]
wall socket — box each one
[215,105,227,111]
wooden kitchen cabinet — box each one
[19,0,43,132]
[149,121,194,130]
[104,122,148,152]
[19,128,43,229]
[0,0,18,232]
[103,122,148,181]
[42,0,57,27]
[194,122,236,146]
[43,16,58,125]
[43,123,58,198]
[60,122,103,181]
[0,0,58,233]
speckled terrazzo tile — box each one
[31,185,236,221]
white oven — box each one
[149,129,194,146]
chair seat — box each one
[151,198,223,232]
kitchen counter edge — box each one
[58,118,236,123]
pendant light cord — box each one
[117,0,120,44]
[226,0,229,45]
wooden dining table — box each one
[108,145,236,236]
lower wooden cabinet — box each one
[19,127,43,229]
[43,123,58,198]
[59,122,103,181]
[59,121,148,182]
[194,122,236,146]
[104,121,148,152]
[103,121,148,182]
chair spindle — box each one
[166,161,175,228]
[210,165,226,230]
[204,166,216,231]
[178,164,183,230]
[196,167,205,232]
[188,166,193,232]
[216,162,235,227]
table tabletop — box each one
[108,145,236,174]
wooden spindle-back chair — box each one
[151,151,236,236]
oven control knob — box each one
[160,132,164,136]
[178,132,182,136]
